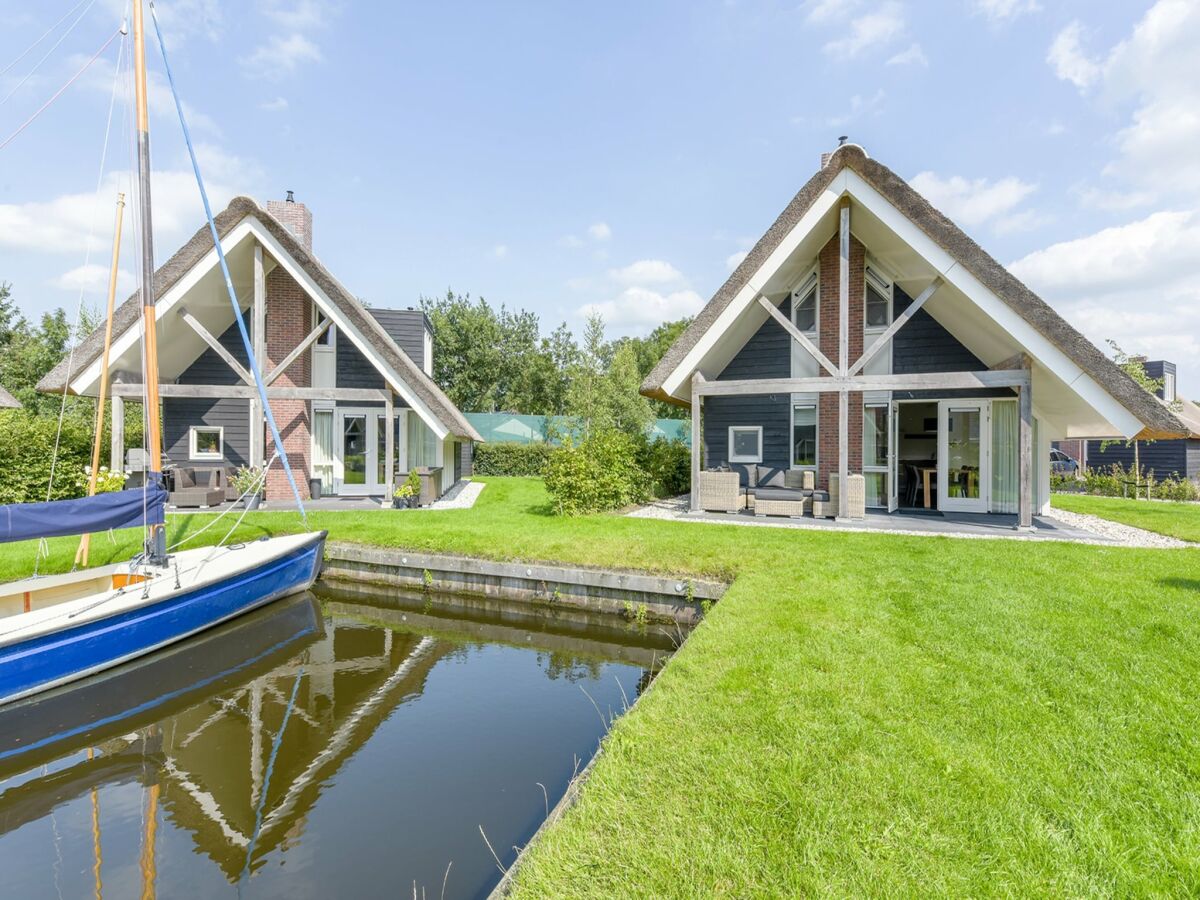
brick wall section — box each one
[816,230,864,490]
[264,267,312,500]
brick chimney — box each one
[267,190,313,253]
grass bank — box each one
[1052,492,1200,543]
[3,478,1199,896]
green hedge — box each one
[0,410,94,504]
[473,441,554,477]
[636,436,690,498]
[1052,463,1199,502]
[544,429,650,516]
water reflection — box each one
[0,587,676,899]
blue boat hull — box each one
[0,532,326,706]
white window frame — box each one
[790,396,818,472]
[863,258,894,376]
[862,400,890,508]
[728,426,763,464]
[1163,371,1176,403]
[790,266,820,379]
[189,425,224,461]
[313,301,336,347]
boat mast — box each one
[132,0,166,563]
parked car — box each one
[1050,448,1079,476]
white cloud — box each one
[972,0,1039,23]
[804,0,861,23]
[886,42,927,67]
[558,234,584,248]
[1009,209,1200,389]
[824,90,886,127]
[609,259,685,286]
[580,287,704,334]
[241,33,322,80]
[0,166,245,256]
[823,2,905,58]
[726,251,749,270]
[1047,21,1100,89]
[50,264,135,295]
[488,244,509,261]
[261,0,329,30]
[588,222,612,241]
[260,96,289,112]
[908,171,1037,229]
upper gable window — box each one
[313,303,335,347]
[865,264,892,330]
[1163,371,1176,403]
[791,270,818,334]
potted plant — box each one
[392,482,415,509]
[393,468,422,508]
[231,465,265,509]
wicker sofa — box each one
[168,466,230,508]
[814,473,867,520]
[751,468,815,518]
[697,470,744,513]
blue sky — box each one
[1,0,1197,392]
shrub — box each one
[1055,462,1199,502]
[0,410,94,504]
[74,465,128,494]
[636,436,690,498]
[544,428,650,516]
[473,441,554,477]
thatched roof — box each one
[38,197,481,442]
[0,385,21,409]
[642,144,1188,440]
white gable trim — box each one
[840,170,1143,438]
[70,216,450,440]
[660,172,847,399]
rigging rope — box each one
[0,0,97,107]
[0,27,121,153]
[149,1,310,530]
[0,0,92,78]
[42,27,126,506]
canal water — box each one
[0,585,678,899]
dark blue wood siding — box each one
[892,286,1013,399]
[368,308,430,371]
[1085,437,1195,480]
[164,313,252,466]
[703,297,791,484]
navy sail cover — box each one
[0,484,167,544]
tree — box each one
[606,341,654,439]
[616,317,692,419]
[1102,340,1181,495]
[565,312,612,436]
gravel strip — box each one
[416,480,485,511]
[1041,506,1192,549]
[627,496,1191,548]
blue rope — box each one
[239,666,304,888]
[148,2,308,528]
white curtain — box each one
[312,410,334,490]
[407,413,438,470]
[991,400,1018,514]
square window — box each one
[190,426,223,460]
[728,427,763,463]
[792,405,816,468]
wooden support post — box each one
[251,243,266,468]
[111,394,124,470]
[849,276,943,376]
[265,318,332,385]
[838,198,850,518]
[690,373,703,512]
[384,393,395,506]
[179,309,254,385]
[756,295,838,376]
[838,389,849,519]
[1018,382,1033,530]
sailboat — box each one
[0,1,326,707]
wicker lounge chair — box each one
[823,473,867,520]
[697,470,743,513]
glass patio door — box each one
[937,401,989,513]
[340,412,369,494]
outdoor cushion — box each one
[174,468,195,488]
[753,487,813,502]
[812,490,829,501]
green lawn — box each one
[1053,493,1200,543]
[5,478,1200,896]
